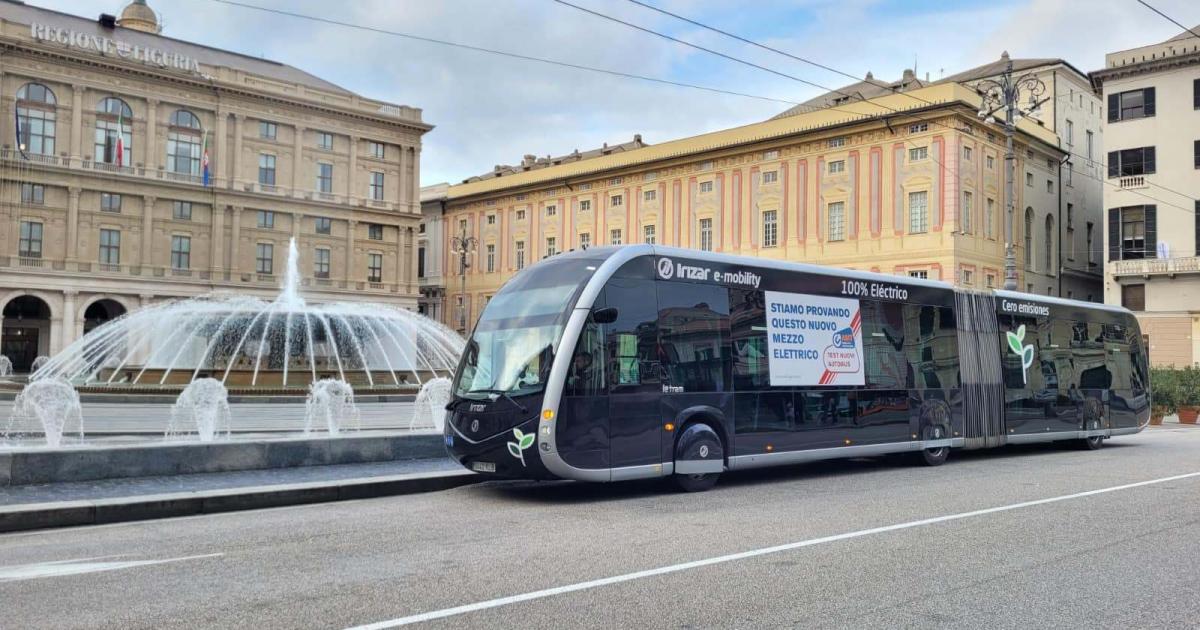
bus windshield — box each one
[453,258,600,399]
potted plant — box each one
[1178,366,1200,424]
[1149,367,1175,425]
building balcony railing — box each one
[0,256,410,295]
[1118,175,1148,190]
[0,149,410,213]
[1111,256,1200,277]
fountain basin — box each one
[0,433,449,486]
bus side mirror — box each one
[593,307,618,324]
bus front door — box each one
[604,277,663,470]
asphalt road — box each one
[2,426,1198,629]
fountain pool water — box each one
[3,378,83,447]
[0,355,12,378]
[410,377,452,432]
[33,238,463,392]
[304,379,360,435]
[29,355,50,374]
[167,378,232,442]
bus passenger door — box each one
[604,277,663,470]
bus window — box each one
[729,289,768,390]
[861,301,912,389]
[905,305,958,390]
[658,282,731,392]
[565,313,606,397]
[603,279,660,389]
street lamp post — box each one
[975,52,1048,292]
[450,228,477,331]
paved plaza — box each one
[1,426,1197,628]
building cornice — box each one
[1091,50,1200,85]
[0,37,434,134]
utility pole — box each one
[450,227,477,332]
[975,52,1047,292]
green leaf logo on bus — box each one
[507,428,536,467]
[1006,325,1036,385]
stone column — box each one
[292,124,305,195]
[215,110,228,188]
[144,98,158,171]
[141,195,156,266]
[230,206,242,273]
[345,219,357,281]
[212,205,225,273]
[71,85,84,162]
[60,290,77,350]
[408,226,419,291]
[412,146,421,211]
[293,212,303,239]
[347,136,358,202]
[396,144,407,207]
[395,226,407,291]
[232,114,245,189]
[66,187,81,262]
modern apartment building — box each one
[437,82,1065,333]
[1093,27,1200,366]
[0,1,430,371]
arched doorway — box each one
[2,296,52,373]
[83,299,127,334]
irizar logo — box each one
[657,257,675,279]
[507,428,535,467]
[1006,325,1036,385]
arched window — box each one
[1045,215,1055,273]
[94,97,133,166]
[16,83,57,156]
[166,109,202,176]
[1024,207,1034,269]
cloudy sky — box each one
[32,0,1200,185]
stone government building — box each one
[433,77,1099,334]
[0,0,430,372]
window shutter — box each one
[1143,87,1156,117]
[1195,79,1200,109]
[1107,151,1119,178]
[1195,140,1200,169]
[1145,205,1157,259]
[1108,93,1119,122]
[1108,208,1120,261]
[1144,146,1156,174]
[1195,200,1200,256]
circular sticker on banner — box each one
[657,257,674,279]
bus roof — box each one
[557,245,1130,316]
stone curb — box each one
[0,469,480,533]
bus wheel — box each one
[1078,416,1104,451]
[673,423,724,492]
[917,423,950,466]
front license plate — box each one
[472,461,496,473]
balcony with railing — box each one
[1118,176,1148,190]
[1111,256,1200,277]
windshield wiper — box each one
[466,389,529,414]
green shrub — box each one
[1150,367,1179,413]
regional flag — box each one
[201,130,210,187]
[115,111,125,165]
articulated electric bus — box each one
[444,245,1150,491]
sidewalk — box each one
[0,457,478,533]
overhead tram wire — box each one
[621,0,1200,209]
[200,0,802,107]
[1136,0,1200,40]
[205,0,1195,217]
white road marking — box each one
[0,553,223,582]
[348,471,1200,629]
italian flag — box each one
[115,111,125,165]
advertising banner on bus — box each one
[764,291,864,386]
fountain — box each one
[29,355,50,374]
[33,238,463,392]
[410,377,452,432]
[3,377,83,447]
[0,355,12,378]
[167,378,232,442]
[304,378,360,435]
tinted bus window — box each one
[658,281,731,392]
[604,278,660,389]
[730,288,767,390]
[861,300,912,389]
[906,305,960,390]
[565,311,606,397]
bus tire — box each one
[1077,408,1104,450]
[673,422,723,492]
[914,401,950,467]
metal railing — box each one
[1118,176,1147,190]
[1111,256,1200,276]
